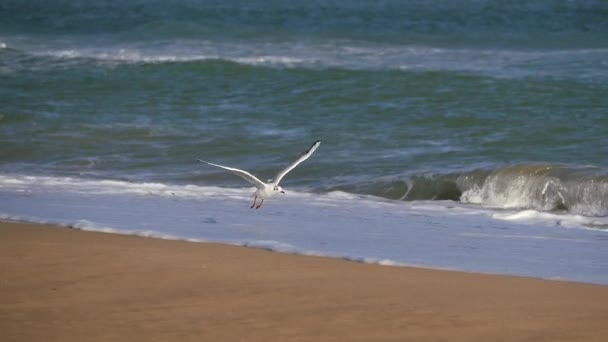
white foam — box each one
[47,48,217,64]
[492,209,608,230]
[0,174,248,200]
[240,240,301,253]
[461,178,547,210]
[234,56,307,67]
[23,39,608,80]
[71,219,125,234]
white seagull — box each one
[198,140,321,209]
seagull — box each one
[198,140,321,209]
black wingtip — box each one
[305,140,321,153]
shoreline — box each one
[0,218,600,286]
[2,220,608,341]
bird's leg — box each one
[250,196,257,208]
[256,199,264,209]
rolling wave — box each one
[460,164,608,216]
[2,39,607,83]
[326,164,608,217]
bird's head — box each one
[274,185,285,194]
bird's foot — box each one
[255,199,264,209]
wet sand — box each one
[1,220,607,341]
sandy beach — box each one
[1,220,607,341]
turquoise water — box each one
[1,1,607,215]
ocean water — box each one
[1,1,608,284]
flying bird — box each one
[198,140,321,209]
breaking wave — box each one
[1,163,606,217]
[326,164,608,217]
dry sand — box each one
[1,220,607,341]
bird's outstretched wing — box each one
[273,140,321,186]
[197,159,266,189]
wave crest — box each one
[460,164,608,216]
[327,164,608,217]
